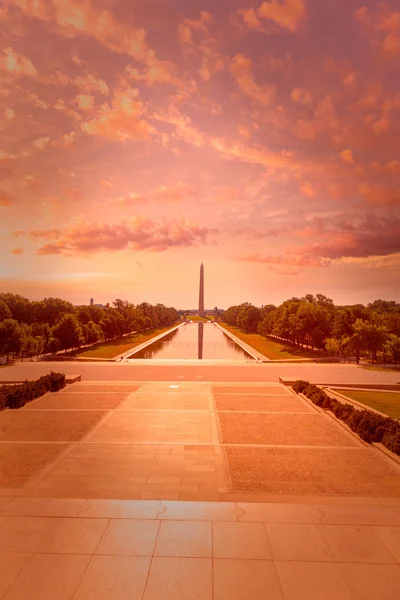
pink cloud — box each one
[358,183,399,206]
[0,190,14,207]
[4,108,15,120]
[233,253,328,268]
[152,181,196,203]
[240,0,307,33]
[75,94,94,110]
[110,192,146,206]
[340,148,355,164]
[22,174,41,189]
[30,217,211,255]
[101,179,114,189]
[230,54,276,105]
[11,248,23,254]
[33,136,51,151]
[153,109,204,147]
[0,47,37,76]
[10,0,147,61]
[81,87,156,141]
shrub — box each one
[292,379,400,456]
[308,390,327,407]
[355,412,387,444]
[303,384,320,398]
[382,429,400,455]
[292,380,309,394]
[0,387,7,411]
[0,372,66,411]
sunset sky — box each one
[1,0,399,309]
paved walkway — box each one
[2,381,400,501]
[0,497,400,599]
[1,379,400,598]
[1,361,400,386]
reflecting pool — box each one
[127,322,254,360]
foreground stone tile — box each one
[0,516,59,553]
[265,523,332,562]
[160,501,239,521]
[316,504,400,526]
[80,499,162,519]
[1,498,87,518]
[2,553,90,600]
[318,524,396,563]
[95,519,160,556]
[275,561,353,600]
[213,522,271,559]
[155,520,212,557]
[238,502,322,523]
[338,563,400,600]
[143,557,212,600]
[373,525,400,562]
[0,554,32,598]
[213,558,283,600]
[38,518,109,554]
[72,555,151,600]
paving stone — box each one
[318,524,396,563]
[275,561,353,600]
[2,553,90,600]
[213,559,283,600]
[155,521,212,557]
[213,522,271,559]
[338,564,400,600]
[143,557,212,600]
[95,519,160,555]
[72,555,151,600]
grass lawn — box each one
[71,324,179,359]
[219,322,331,360]
[339,390,400,420]
[361,365,400,373]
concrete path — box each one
[0,497,400,599]
[1,381,400,501]
[1,361,400,386]
[1,379,400,598]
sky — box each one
[0,0,399,309]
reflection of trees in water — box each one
[129,327,180,359]
[128,322,253,360]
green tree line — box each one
[0,294,179,360]
[223,296,400,364]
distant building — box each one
[90,297,94,306]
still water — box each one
[127,322,254,360]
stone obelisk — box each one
[199,263,205,316]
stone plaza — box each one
[0,362,400,598]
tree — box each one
[0,300,11,322]
[383,335,400,364]
[0,319,23,358]
[83,321,103,345]
[52,314,84,351]
[325,338,341,356]
[237,305,261,332]
[353,319,388,362]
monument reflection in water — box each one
[198,322,203,359]
[128,322,252,360]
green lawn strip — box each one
[71,325,179,359]
[340,390,400,420]
[361,365,400,373]
[219,322,330,360]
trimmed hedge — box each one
[293,379,400,456]
[0,372,65,410]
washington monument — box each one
[199,263,205,316]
